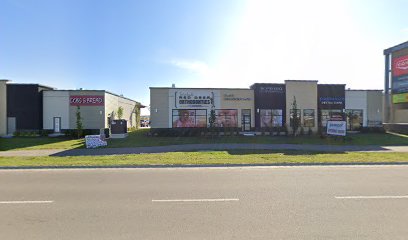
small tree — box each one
[209,109,216,137]
[76,106,83,138]
[117,106,124,120]
[290,96,301,136]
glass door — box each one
[242,109,251,132]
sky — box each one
[1,0,407,115]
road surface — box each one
[1,165,408,239]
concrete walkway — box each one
[0,144,408,157]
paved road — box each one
[1,166,408,239]
[1,143,408,157]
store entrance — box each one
[242,109,251,132]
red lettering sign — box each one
[393,55,408,77]
[70,95,104,106]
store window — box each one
[215,109,238,127]
[321,109,342,127]
[345,109,363,130]
[289,109,301,127]
[260,109,283,128]
[303,109,315,127]
[172,109,207,128]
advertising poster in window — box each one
[215,109,238,127]
[303,109,315,127]
[260,109,283,127]
[392,54,408,101]
[172,109,207,128]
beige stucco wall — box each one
[0,80,8,136]
[285,81,318,132]
[394,109,408,123]
[104,92,137,128]
[366,91,383,125]
[150,88,170,128]
[43,91,70,130]
[220,89,255,128]
[69,91,105,130]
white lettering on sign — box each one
[70,96,104,106]
[326,121,347,136]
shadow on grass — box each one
[224,149,346,155]
[0,137,84,151]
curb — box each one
[1,162,408,170]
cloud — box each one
[169,59,210,75]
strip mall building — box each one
[150,80,383,133]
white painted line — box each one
[335,196,408,199]
[152,198,239,202]
[0,200,54,204]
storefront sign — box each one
[223,94,251,101]
[70,95,104,106]
[319,97,345,105]
[327,121,346,136]
[259,86,284,94]
[175,91,214,108]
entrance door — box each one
[7,117,16,135]
[242,109,251,132]
[53,117,61,133]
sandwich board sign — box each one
[327,121,346,136]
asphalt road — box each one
[1,166,408,240]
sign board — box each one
[174,90,215,108]
[70,95,104,106]
[392,54,408,96]
[326,121,346,136]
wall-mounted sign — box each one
[319,97,345,105]
[174,91,214,108]
[327,121,346,136]
[70,95,104,106]
[260,86,284,93]
[223,94,251,101]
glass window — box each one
[215,109,238,127]
[321,109,342,127]
[345,109,363,130]
[289,109,301,127]
[303,109,315,127]
[172,109,207,128]
[260,109,283,127]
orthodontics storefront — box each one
[150,87,255,131]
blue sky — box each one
[1,0,407,115]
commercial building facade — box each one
[7,84,54,133]
[345,90,383,130]
[150,88,255,131]
[43,90,141,133]
[150,81,383,134]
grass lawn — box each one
[0,150,407,167]
[1,129,407,151]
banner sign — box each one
[393,92,408,104]
[327,121,346,136]
[70,95,104,106]
[392,54,408,94]
[393,55,408,77]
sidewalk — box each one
[1,144,408,157]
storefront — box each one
[43,90,141,133]
[150,87,255,131]
[317,84,346,128]
[251,83,286,130]
[0,80,8,136]
[345,90,383,130]
[285,80,318,133]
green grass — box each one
[0,150,407,167]
[0,137,84,151]
[107,129,408,148]
[1,129,407,151]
